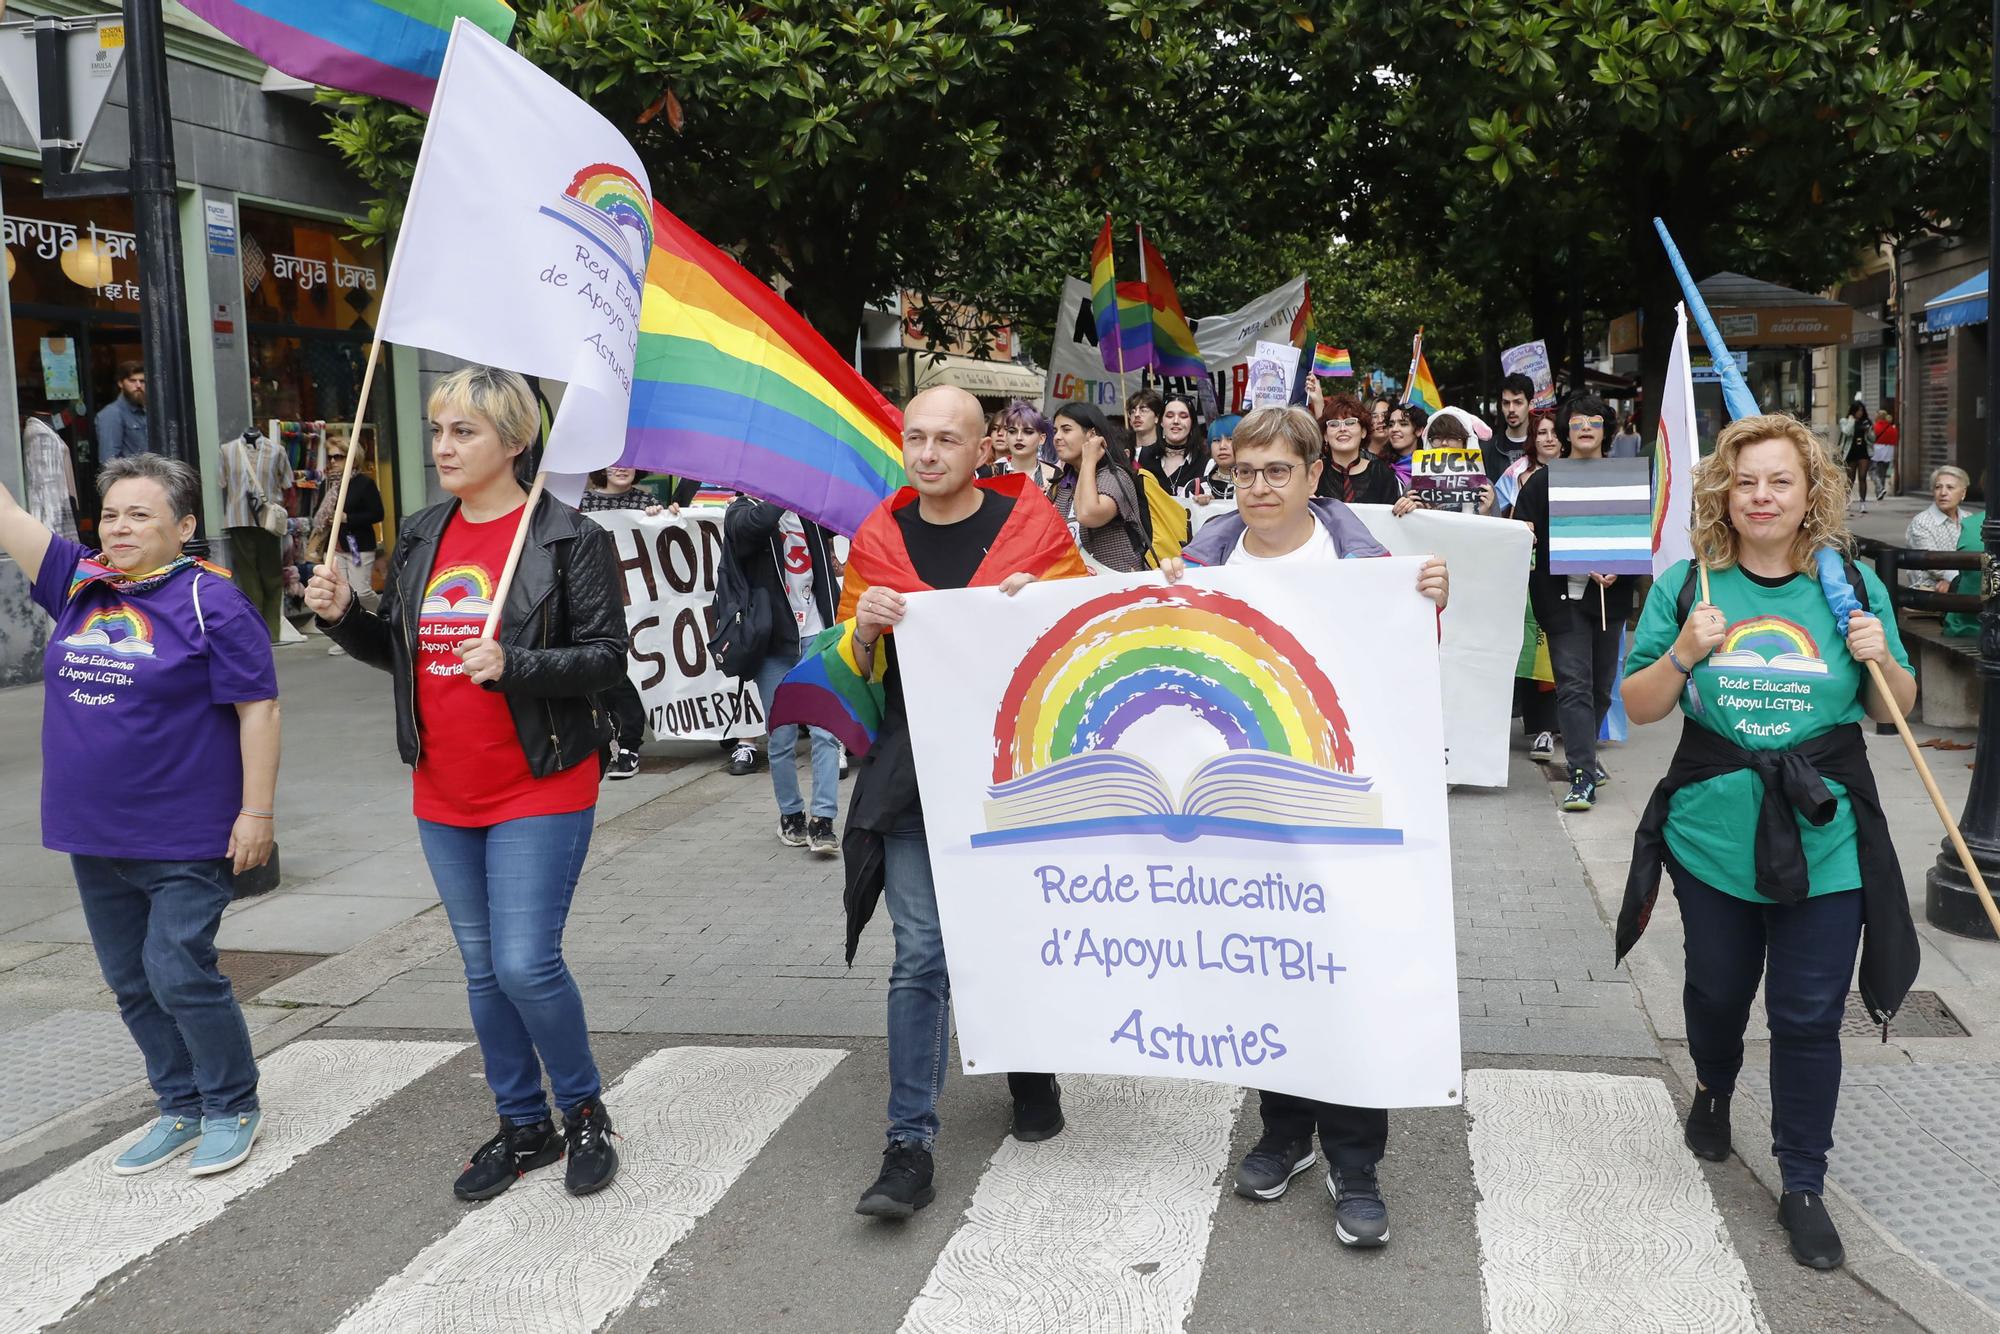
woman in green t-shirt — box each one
[1620,413,1918,1273]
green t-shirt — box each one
[1943,510,1984,638]
[1626,560,1911,903]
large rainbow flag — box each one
[1137,229,1206,379]
[1089,217,1152,374]
[1403,328,1442,414]
[180,1,514,111]
[622,203,905,538]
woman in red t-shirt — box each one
[307,366,629,1202]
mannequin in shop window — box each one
[20,392,79,541]
[218,426,294,643]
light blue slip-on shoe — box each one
[188,1111,262,1177]
[112,1114,202,1176]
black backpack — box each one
[707,523,774,680]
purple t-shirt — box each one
[33,535,278,861]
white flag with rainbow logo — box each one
[1652,303,1700,575]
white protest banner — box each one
[1501,339,1556,411]
[589,508,764,741]
[1409,445,1488,510]
[1349,506,1532,788]
[375,20,649,479]
[895,562,1461,1109]
[1183,494,1237,536]
[1045,274,1310,420]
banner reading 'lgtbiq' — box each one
[589,509,764,741]
[895,561,1461,1108]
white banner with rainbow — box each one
[894,560,1461,1109]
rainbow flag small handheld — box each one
[1403,329,1443,414]
[1312,345,1353,377]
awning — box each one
[911,352,1043,399]
[1926,271,1989,332]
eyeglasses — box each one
[1230,462,1298,488]
[1326,417,1361,427]
[327,455,347,466]
[1570,417,1605,431]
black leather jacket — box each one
[319,492,628,776]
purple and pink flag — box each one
[180,0,515,111]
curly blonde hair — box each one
[1690,413,1851,574]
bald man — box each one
[771,385,1090,1217]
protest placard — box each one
[1501,339,1556,410]
[589,508,764,740]
[894,560,1461,1109]
[1247,340,1301,409]
[1348,506,1533,788]
[1409,445,1488,510]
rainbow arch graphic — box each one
[992,585,1355,785]
[61,602,155,657]
[1707,613,1828,675]
[420,563,496,621]
[543,163,653,289]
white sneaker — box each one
[1529,731,1555,762]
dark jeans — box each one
[1545,601,1622,774]
[418,809,602,1123]
[606,676,646,751]
[1670,857,1863,1194]
[1514,677,1557,735]
[1258,1090,1387,1170]
[71,855,260,1118]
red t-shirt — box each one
[411,507,599,826]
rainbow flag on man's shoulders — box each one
[181,0,515,111]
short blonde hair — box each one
[1234,405,1321,465]
[427,365,539,454]
[1691,412,1851,573]
[1932,465,1971,491]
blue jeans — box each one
[418,809,602,1123]
[71,856,259,1118]
[882,824,950,1147]
[755,649,840,819]
[1670,858,1863,1194]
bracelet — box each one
[239,808,274,820]
[1667,650,1693,677]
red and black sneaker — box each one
[453,1116,561,1202]
[563,1095,621,1197]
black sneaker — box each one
[1561,767,1597,812]
[562,1095,619,1196]
[856,1142,935,1218]
[608,747,641,780]
[1234,1133,1318,1200]
[729,741,762,776]
[1779,1190,1845,1269]
[807,816,840,856]
[1328,1167,1390,1247]
[453,1116,562,1201]
[1008,1073,1065,1142]
[778,812,807,847]
[1685,1086,1732,1162]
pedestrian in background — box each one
[1843,400,1873,514]
[94,359,148,461]
[309,434,384,657]
[0,452,277,1178]
[724,495,844,854]
[1619,413,1916,1271]
[581,465,669,779]
[308,365,628,1203]
[1869,410,1897,501]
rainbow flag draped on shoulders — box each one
[1137,229,1205,380]
[771,473,1089,756]
[179,0,514,111]
[1403,328,1442,413]
[622,202,905,538]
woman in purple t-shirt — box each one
[0,453,280,1178]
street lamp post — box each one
[1924,0,2000,937]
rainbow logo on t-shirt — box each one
[1708,614,1829,675]
[62,603,155,657]
[420,564,496,625]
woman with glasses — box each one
[1316,392,1402,506]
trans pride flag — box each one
[1137,229,1205,379]
[180,0,514,111]
[1089,217,1152,374]
[622,203,905,538]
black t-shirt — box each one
[894,491,1017,590]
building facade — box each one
[0,1,429,684]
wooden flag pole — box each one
[320,337,386,576]
[1867,657,2000,937]
[479,469,547,642]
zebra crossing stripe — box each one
[332,1045,846,1334]
[1465,1069,1768,1333]
[899,1075,1243,1334]
[0,1038,465,1334]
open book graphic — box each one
[973,749,1405,847]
